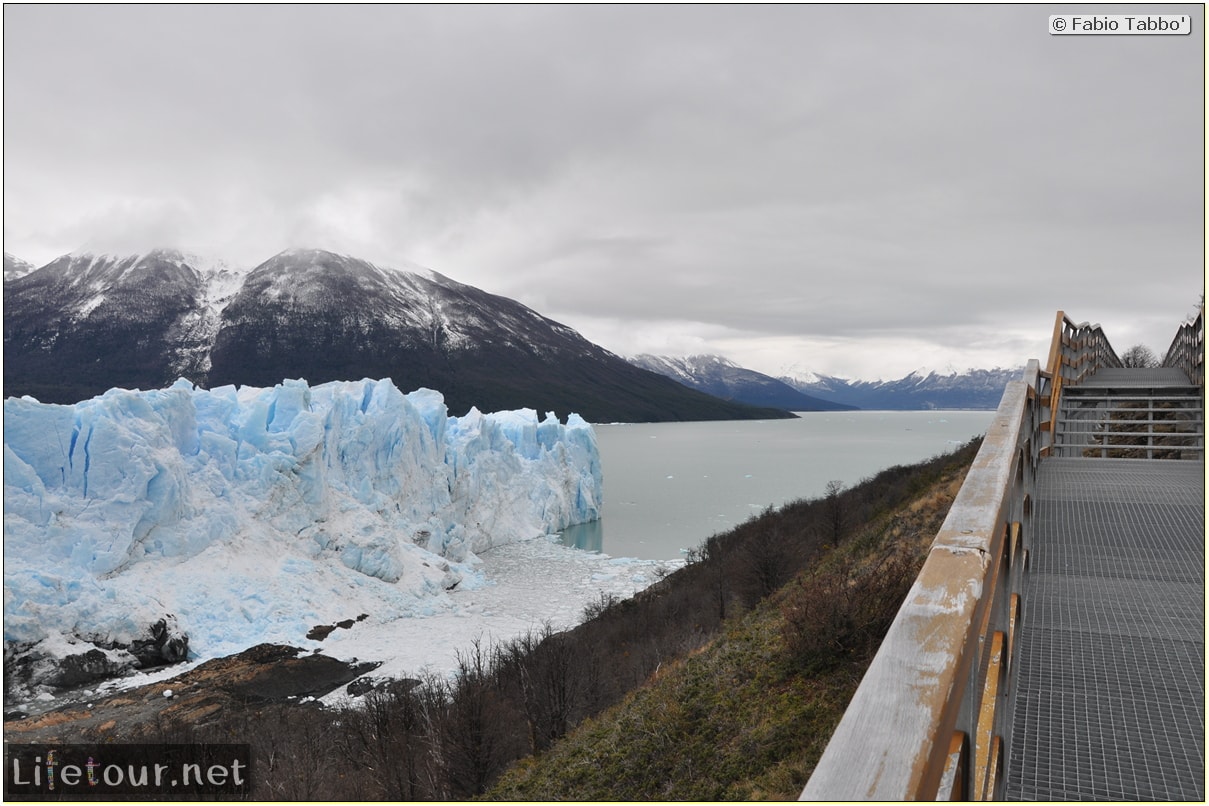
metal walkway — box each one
[803,313,1206,801]
[1076,367,1198,388]
[1005,458,1206,800]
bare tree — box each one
[824,480,846,544]
[702,533,729,620]
[1121,344,1159,368]
[349,679,432,799]
[735,513,794,605]
[500,624,586,754]
[441,638,514,797]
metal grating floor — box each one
[1078,368,1196,388]
[1005,458,1205,801]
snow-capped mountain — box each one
[3,248,790,422]
[4,252,36,281]
[629,354,855,411]
[779,366,1025,410]
[5,249,218,401]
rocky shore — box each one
[4,643,378,744]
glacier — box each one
[3,378,602,673]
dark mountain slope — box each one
[4,248,791,422]
[3,250,213,403]
[205,250,792,421]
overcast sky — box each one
[4,4,1204,380]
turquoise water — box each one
[560,410,996,560]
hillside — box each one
[487,442,977,800]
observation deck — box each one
[802,310,1205,801]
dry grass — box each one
[485,446,976,801]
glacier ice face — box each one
[3,378,602,660]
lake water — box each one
[559,410,996,560]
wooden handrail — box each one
[1044,312,1068,455]
[1041,312,1122,456]
[800,361,1044,801]
[1044,310,1068,382]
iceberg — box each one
[3,378,602,667]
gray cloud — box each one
[5,4,1203,379]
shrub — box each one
[780,547,919,673]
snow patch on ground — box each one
[22,536,680,715]
[316,535,680,703]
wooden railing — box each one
[1163,309,1205,388]
[1044,310,1122,383]
[1041,311,1122,456]
[800,360,1048,800]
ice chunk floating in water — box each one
[3,378,602,660]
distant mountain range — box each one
[2,248,793,423]
[633,355,1020,411]
[779,367,1023,410]
[629,354,855,411]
